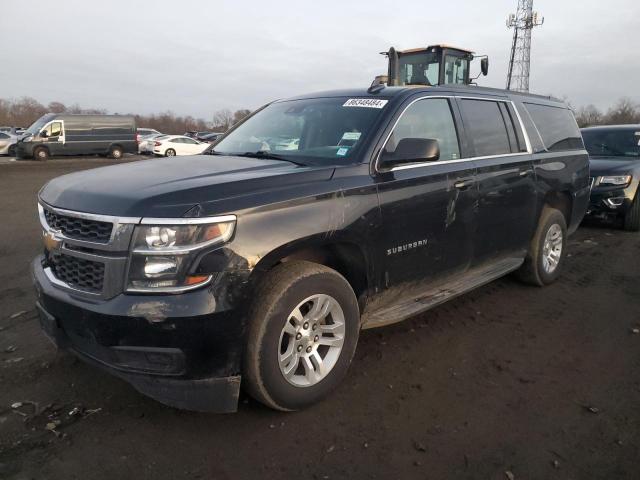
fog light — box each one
[604,197,625,208]
[144,256,178,278]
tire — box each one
[165,148,176,157]
[516,206,567,286]
[243,261,360,411]
[109,145,124,159]
[8,145,16,157]
[33,147,49,161]
[623,194,640,231]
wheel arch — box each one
[542,190,572,225]
[250,237,371,312]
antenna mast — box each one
[506,0,544,92]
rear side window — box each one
[524,103,583,152]
[0,133,8,139]
[460,99,513,157]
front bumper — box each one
[587,186,635,217]
[32,256,243,413]
[16,142,34,159]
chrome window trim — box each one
[374,95,534,173]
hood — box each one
[39,155,335,217]
[589,156,640,176]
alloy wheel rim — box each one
[542,223,563,274]
[278,294,345,387]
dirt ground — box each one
[0,157,638,480]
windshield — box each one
[25,114,56,135]
[211,97,388,165]
[582,129,640,158]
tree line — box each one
[573,98,640,128]
[0,97,252,134]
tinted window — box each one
[524,103,583,151]
[384,98,460,161]
[183,138,198,144]
[0,133,8,139]
[170,138,184,143]
[460,99,512,156]
[582,129,640,158]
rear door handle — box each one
[519,169,532,177]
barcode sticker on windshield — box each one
[343,99,388,109]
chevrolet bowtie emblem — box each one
[43,231,62,252]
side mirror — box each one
[40,130,48,138]
[380,138,440,168]
[481,57,489,76]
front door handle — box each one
[519,169,532,177]
[454,179,474,189]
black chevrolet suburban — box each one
[33,85,590,412]
[17,114,137,160]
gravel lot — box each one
[0,157,639,479]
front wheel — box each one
[244,261,360,411]
[516,207,567,286]
[33,147,49,161]
[165,148,176,157]
[8,145,16,157]
[109,145,124,159]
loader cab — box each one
[382,45,486,87]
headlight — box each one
[597,175,631,187]
[126,216,236,292]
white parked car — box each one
[139,133,167,154]
[0,132,18,156]
[153,135,209,157]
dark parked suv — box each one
[581,125,640,230]
[32,85,590,412]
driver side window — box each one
[384,98,460,161]
[42,122,63,138]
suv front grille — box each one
[44,209,113,243]
[49,252,105,293]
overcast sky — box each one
[2,0,638,119]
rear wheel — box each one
[244,261,360,411]
[165,148,176,157]
[623,194,640,231]
[516,207,567,286]
[109,145,124,159]
[33,147,49,161]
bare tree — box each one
[605,97,640,125]
[575,104,603,128]
[233,109,252,125]
[212,109,234,131]
[48,101,67,113]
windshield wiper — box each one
[235,151,306,166]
